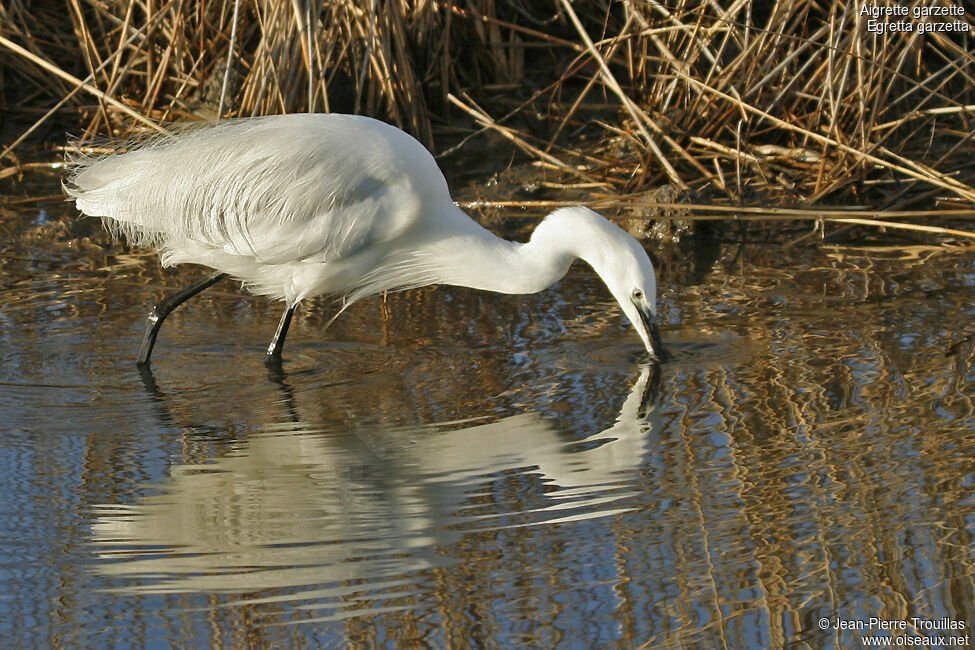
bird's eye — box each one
[632,289,644,301]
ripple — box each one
[546,329,741,372]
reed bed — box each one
[1,0,974,237]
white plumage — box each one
[66,113,666,365]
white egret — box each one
[65,113,666,365]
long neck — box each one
[428,208,578,295]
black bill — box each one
[637,302,670,362]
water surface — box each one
[1,200,974,647]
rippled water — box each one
[1,200,974,647]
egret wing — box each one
[67,115,446,265]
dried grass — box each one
[1,0,974,236]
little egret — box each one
[65,113,666,365]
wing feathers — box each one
[66,115,438,266]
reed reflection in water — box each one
[1,200,974,647]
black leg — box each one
[137,271,227,366]
[265,303,297,365]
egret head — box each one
[600,233,667,362]
[543,207,668,361]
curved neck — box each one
[427,208,578,295]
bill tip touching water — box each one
[64,113,668,366]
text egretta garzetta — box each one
[65,113,666,365]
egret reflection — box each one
[91,365,661,598]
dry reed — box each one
[1,0,974,238]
